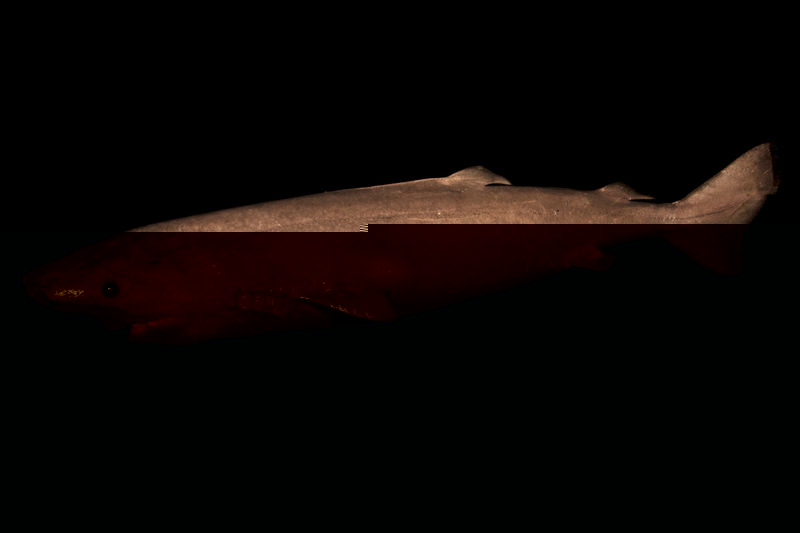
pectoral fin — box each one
[297,285,398,321]
[231,284,396,321]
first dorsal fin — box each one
[445,166,512,187]
[598,182,654,201]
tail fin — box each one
[663,144,777,273]
[675,143,778,224]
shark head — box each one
[22,233,343,343]
[23,233,205,332]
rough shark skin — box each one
[23,144,778,344]
[132,143,776,232]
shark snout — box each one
[23,267,84,306]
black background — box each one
[3,5,796,504]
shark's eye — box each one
[102,281,120,298]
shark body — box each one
[24,144,777,343]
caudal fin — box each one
[663,144,778,273]
[675,143,778,224]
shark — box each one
[23,144,777,343]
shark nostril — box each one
[36,288,51,304]
[23,269,61,305]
